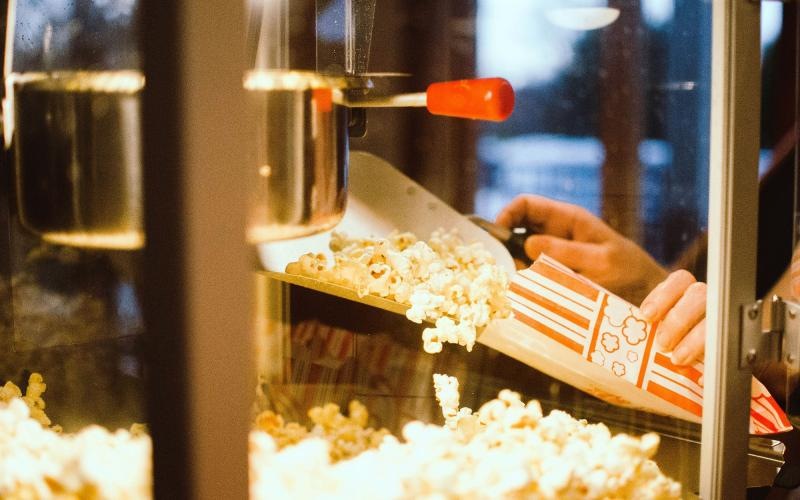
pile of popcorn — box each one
[250,374,681,499]
[0,372,680,499]
[285,229,512,353]
[254,399,391,463]
[0,375,152,499]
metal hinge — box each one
[740,296,800,370]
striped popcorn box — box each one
[479,254,791,435]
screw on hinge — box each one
[748,305,759,320]
[788,353,796,364]
[790,307,797,320]
[746,349,757,363]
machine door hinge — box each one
[741,296,800,371]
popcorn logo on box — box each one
[507,254,791,436]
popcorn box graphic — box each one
[479,254,791,435]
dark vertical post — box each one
[408,0,478,213]
[599,1,645,240]
[141,0,252,498]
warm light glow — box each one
[247,220,340,244]
[7,70,144,93]
[243,70,346,91]
[42,231,144,250]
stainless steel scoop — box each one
[258,150,515,315]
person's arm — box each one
[495,194,668,304]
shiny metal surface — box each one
[245,70,348,243]
[10,71,144,250]
[702,1,762,497]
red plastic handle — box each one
[426,77,514,122]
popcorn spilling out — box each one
[285,229,512,353]
[433,373,476,433]
[251,376,682,500]
[254,400,391,463]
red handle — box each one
[426,77,514,122]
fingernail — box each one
[654,335,668,351]
[640,302,655,320]
[671,348,688,366]
[698,375,704,387]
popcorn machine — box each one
[0,0,797,499]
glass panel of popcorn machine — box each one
[253,1,795,499]
[780,1,800,428]
[0,0,150,498]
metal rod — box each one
[345,0,353,74]
[336,91,426,108]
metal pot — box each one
[11,71,145,250]
[244,70,348,243]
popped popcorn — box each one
[0,372,56,430]
[250,379,682,500]
[0,374,681,499]
[285,229,512,353]
[433,372,477,434]
[0,398,152,499]
[433,373,461,427]
[254,399,391,463]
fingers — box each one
[639,270,707,365]
[495,194,541,229]
[523,234,605,271]
[670,318,706,365]
[495,195,612,242]
[654,281,707,352]
[495,195,525,228]
[639,270,697,322]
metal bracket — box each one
[786,299,800,372]
[740,296,800,371]
[741,299,769,367]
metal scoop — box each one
[257,151,515,316]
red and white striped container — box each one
[480,254,791,435]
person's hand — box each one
[639,270,706,366]
[640,269,798,399]
[495,194,668,304]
